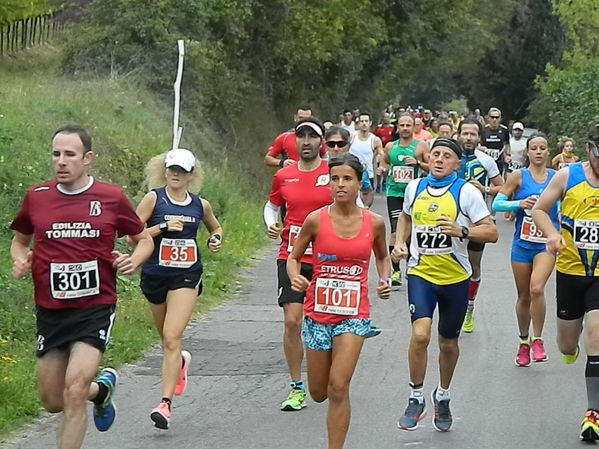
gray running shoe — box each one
[397,397,426,430]
[431,389,452,432]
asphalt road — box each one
[2,193,588,448]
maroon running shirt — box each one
[10,178,144,309]
[268,160,332,264]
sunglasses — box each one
[489,116,500,119]
[326,140,348,148]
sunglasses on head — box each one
[326,140,348,148]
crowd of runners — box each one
[7,106,599,448]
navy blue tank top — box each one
[142,187,203,276]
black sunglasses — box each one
[489,116,500,119]
[326,140,348,148]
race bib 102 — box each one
[50,260,100,299]
[392,165,414,184]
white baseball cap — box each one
[165,148,195,172]
[512,122,524,131]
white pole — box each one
[172,39,185,149]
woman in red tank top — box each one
[287,153,391,449]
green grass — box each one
[0,51,269,438]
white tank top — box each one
[349,133,375,178]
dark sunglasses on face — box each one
[490,116,500,119]
[326,140,348,148]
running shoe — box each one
[150,400,171,430]
[531,339,548,362]
[397,398,426,431]
[391,270,402,288]
[280,388,306,411]
[515,343,531,367]
[174,350,191,396]
[431,389,452,432]
[562,345,580,365]
[93,368,118,432]
[581,410,599,441]
[461,310,475,333]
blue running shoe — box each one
[397,397,426,430]
[431,389,452,432]
[93,368,118,432]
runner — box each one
[413,117,432,143]
[9,125,153,449]
[457,118,504,332]
[378,113,429,287]
[349,112,383,207]
[532,125,599,441]
[325,126,371,208]
[263,105,316,168]
[492,133,558,366]
[481,107,510,177]
[551,136,579,170]
[393,138,498,432]
[287,152,391,449]
[508,122,527,170]
[263,117,333,411]
[133,148,223,429]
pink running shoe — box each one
[174,350,191,396]
[531,339,548,362]
[150,401,171,429]
[515,343,531,367]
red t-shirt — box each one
[267,130,326,162]
[373,126,395,146]
[10,178,144,309]
[304,207,373,324]
[268,160,332,263]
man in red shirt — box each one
[10,125,153,449]
[264,105,314,168]
[263,117,333,411]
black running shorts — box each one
[35,305,116,358]
[140,270,203,305]
[556,271,599,320]
[276,259,313,307]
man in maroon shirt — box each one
[10,125,153,449]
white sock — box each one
[410,387,424,404]
[436,387,450,402]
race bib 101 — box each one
[314,278,360,316]
[50,260,99,300]
[159,238,198,268]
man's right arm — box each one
[533,168,567,255]
[11,232,33,279]
[264,133,286,167]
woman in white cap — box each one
[134,148,223,429]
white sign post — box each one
[172,39,185,149]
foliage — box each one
[0,0,50,25]
[552,0,599,62]
[460,0,564,121]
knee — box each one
[310,387,328,403]
[587,327,599,347]
[438,337,458,354]
[410,329,431,349]
[162,330,182,353]
[327,379,349,403]
[40,392,63,413]
[63,380,89,407]
[284,315,302,335]
[529,283,545,300]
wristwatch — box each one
[461,226,470,239]
[159,222,168,231]
[484,185,491,194]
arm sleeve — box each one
[268,172,283,207]
[9,191,34,234]
[263,201,280,228]
[492,193,520,212]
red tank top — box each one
[304,207,374,324]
